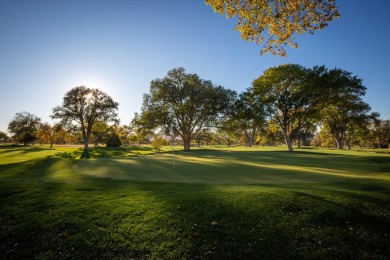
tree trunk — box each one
[282,129,294,152]
[297,134,301,149]
[244,131,253,147]
[183,136,191,151]
[346,141,351,149]
[335,137,343,149]
[83,138,89,150]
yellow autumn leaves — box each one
[205,0,340,56]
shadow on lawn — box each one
[1,152,390,259]
[51,146,155,160]
[111,179,390,259]
[0,145,54,155]
[74,149,388,184]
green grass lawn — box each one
[0,144,389,259]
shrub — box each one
[106,134,122,147]
[151,136,167,152]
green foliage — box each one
[320,68,377,149]
[194,129,213,147]
[7,111,41,146]
[52,86,119,150]
[370,119,390,148]
[138,67,236,150]
[256,121,285,146]
[129,113,153,146]
[150,136,167,152]
[252,64,324,151]
[37,122,55,147]
[91,122,110,147]
[222,88,266,147]
[0,131,9,142]
[312,128,336,147]
[106,134,122,147]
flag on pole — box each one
[170,126,175,168]
[170,126,174,137]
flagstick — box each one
[171,126,175,169]
[172,139,175,169]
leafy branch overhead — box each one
[205,0,340,56]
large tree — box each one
[37,122,55,147]
[321,68,377,149]
[370,119,390,148]
[0,131,10,143]
[223,88,266,147]
[129,113,154,146]
[138,67,236,150]
[252,64,325,151]
[91,121,110,148]
[205,0,339,56]
[8,111,41,146]
[52,86,119,150]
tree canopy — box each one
[3,64,386,151]
[320,68,377,149]
[252,64,326,151]
[52,86,119,150]
[222,88,266,147]
[137,67,236,150]
[0,131,10,142]
[205,0,339,56]
[8,111,41,146]
[37,122,55,147]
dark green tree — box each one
[321,69,377,149]
[8,111,41,146]
[222,88,266,147]
[252,64,324,151]
[0,131,9,143]
[52,86,119,150]
[371,119,390,148]
[91,122,110,147]
[105,125,122,148]
[138,67,236,150]
[194,129,213,147]
[129,113,154,146]
[106,134,122,147]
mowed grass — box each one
[0,145,389,259]
[74,148,389,184]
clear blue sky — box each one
[1,0,389,133]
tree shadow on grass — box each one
[51,146,155,160]
[0,146,55,155]
[1,150,390,259]
[97,179,390,259]
[287,190,390,257]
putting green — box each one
[72,150,385,184]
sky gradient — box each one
[1,0,389,133]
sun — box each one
[72,76,114,96]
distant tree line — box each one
[3,65,390,152]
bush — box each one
[151,136,167,152]
[106,134,122,147]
